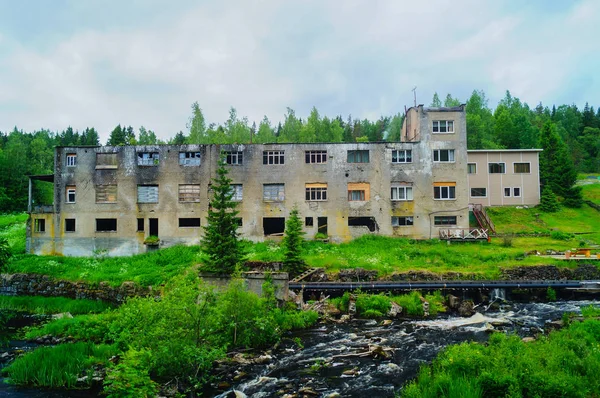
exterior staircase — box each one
[472,204,496,235]
[290,268,323,283]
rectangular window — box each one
[433,149,455,162]
[391,216,414,226]
[467,163,477,174]
[305,150,327,164]
[504,187,511,197]
[513,163,530,173]
[179,152,201,166]
[263,184,285,202]
[224,151,243,165]
[263,150,285,165]
[513,187,521,197]
[34,219,45,232]
[434,216,457,226]
[305,217,314,226]
[137,152,160,166]
[470,188,487,197]
[178,184,200,203]
[489,163,506,174]
[392,150,412,163]
[305,183,327,201]
[95,185,117,203]
[348,182,370,201]
[65,218,76,232]
[433,182,456,200]
[96,218,117,232]
[96,153,118,169]
[391,185,413,201]
[432,120,455,133]
[347,150,369,163]
[137,218,144,232]
[66,186,76,203]
[235,217,243,227]
[66,153,77,167]
[137,185,159,203]
[179,218,201,228]
[230,184,243,201]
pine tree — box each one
[538,186,560,212]
[282,207,306,277]
[201,157,244,275]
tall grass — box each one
[0,213,27,255]
[24,313,117,341]
[2,342,117,388]
[0,296,113,315]
[330,290,445,318]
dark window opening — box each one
[235,217,243,227]
[34,219,46,232]
[263,217,285,236]
[65,218,76,232]
[137,218,144,232]
[149,218,158,236]
[318,217,328,235]
[179,218,201,228]
[434,216,457,226]
[96,218,117,232]
[305,217,314,227]
[348,216,378,232]
[347,150,369,163]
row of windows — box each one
[468,162,531,174]
[470,187,522,198]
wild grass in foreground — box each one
[0,296,113,315]
[2,342,117,388]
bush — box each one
[546,287,557,302]
[0,296,113,315]
[550,231,574,241]
[103,348,158,398]
[0,237,11,271]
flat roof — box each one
[467,149,543,153]
[28,174,54,182]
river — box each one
[1,299,598,398]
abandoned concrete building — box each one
[27,105,541,256]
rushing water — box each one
[1,300,598,398]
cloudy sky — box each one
[0,0,598,142]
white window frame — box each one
[391,150,412,163]
[231,184,243,201]
[137,185,159,203]
[391,185,413,201]
[504,187,511,197]
[225,151,243,165]
[470,188,487,198]
[66,153,77,167]
[179,152,201,166]
[263,150,285,165]
[263,184,285,202]
[433,149,455,163]
[305,150,327,164]
[434,185,456,200]
[434,216,457,226]
[513,187,521,197]
[391,216,414,227]
[66,186,76,203]
[305,185,328,201]
[513,162,531,174]
[467,163,477,174]
[489,162,506,174]
[432,120,455,134]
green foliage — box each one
[581,305,600,318]
[546,287,557,302]
[0,236,11,271]
[282,206,307,277]
[393,291,426,316]
[539,186,560,212]
[2,342,117,388]
[501,234,514,247]
[401,320,600,398]
[550,230,574,241]
[25,313,117,341]
[103,348,158,398]
[201,158,244,275]
[0,296,112,315]
[330,291,439,318]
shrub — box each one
[0,237,12,271]
[103,348,159,398]
[282,206,307,277]
[539,186,560,212]
[546,287,557,301]
[550,231,574,241]
[501,234,514,247]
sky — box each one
[0,0,598,142]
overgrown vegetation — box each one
[0,296,113,314]
[282,206,307,277]
[330,291,445,318]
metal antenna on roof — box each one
[412,87,417,107]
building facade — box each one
[26,105,536,257]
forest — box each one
[0,89,598,212]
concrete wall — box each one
[467,150,541,206]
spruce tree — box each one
[538,186,560,213]
[201,157,244,275]
[282,207,306,277]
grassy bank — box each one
[0,296,112,315]
[0,213,27,255]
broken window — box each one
[318,217,328,235]
[263,184,285,202]
[235,217,243,227]
[434,216,457,226]
[467,163,477,174]
[305,150,327,164]
[178,184,200,202]
[432,120,454,133]
[66,153,77,167]
[137,218,144,232]
[305,217,314,226]
[263,217,285,235]
[137,152,160,166]
[65,218,76,232]
[348,216,378,232]
[96,218,117,232]
[391,150,412,163]
[470,188,487,197]
[513,163,530,173]
[391,216,413,226]
[224,151,243,165]
[179,152,201,166]
[66,186,76,203]
[179,218,201,228]
[391,185,413,201]
[305,183,327,201]
[263,150,285,165]
[34,219,45,232]
[137,185,159,203]
[348,182,370,201]
[230,184,243,201]
[433,149,455,162]
[96,185,117,203]
[489,162,506,174]
[347,150,369,163]
[96,153,118,169]
[433,182,456,200]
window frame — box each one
[65,186,76,204]
[137,152,160,166]
[391,185,414,201]
[179,152,201,166]
[95,184,117,204]
[470,187,487,198]
[263,150,285,165]
[347,150,370,163]
[434,216,458,226]
[504,187,511,197]
[137,185,159,204]
[66,153,77,167]
[263,183,285,202]
[178,184,201,203]
[467,163,477,174]
[391,216,414,227]
[433,183,456,200]
[488,162,506,174]
[178,218,201,228]
[433,149,455,163]
[305,183,328,201]
[34,218,46,233]
[137,218,144,232]
[230,184,243,202]
[95,218,117,232]
[305,150,327,164]
[65,218,76,233]
[391,149,412,163]
[224,151,243,165]
[513,187,521,197]
[432,120,455,134]
[513,162,531,174]
[95,153,118,170]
